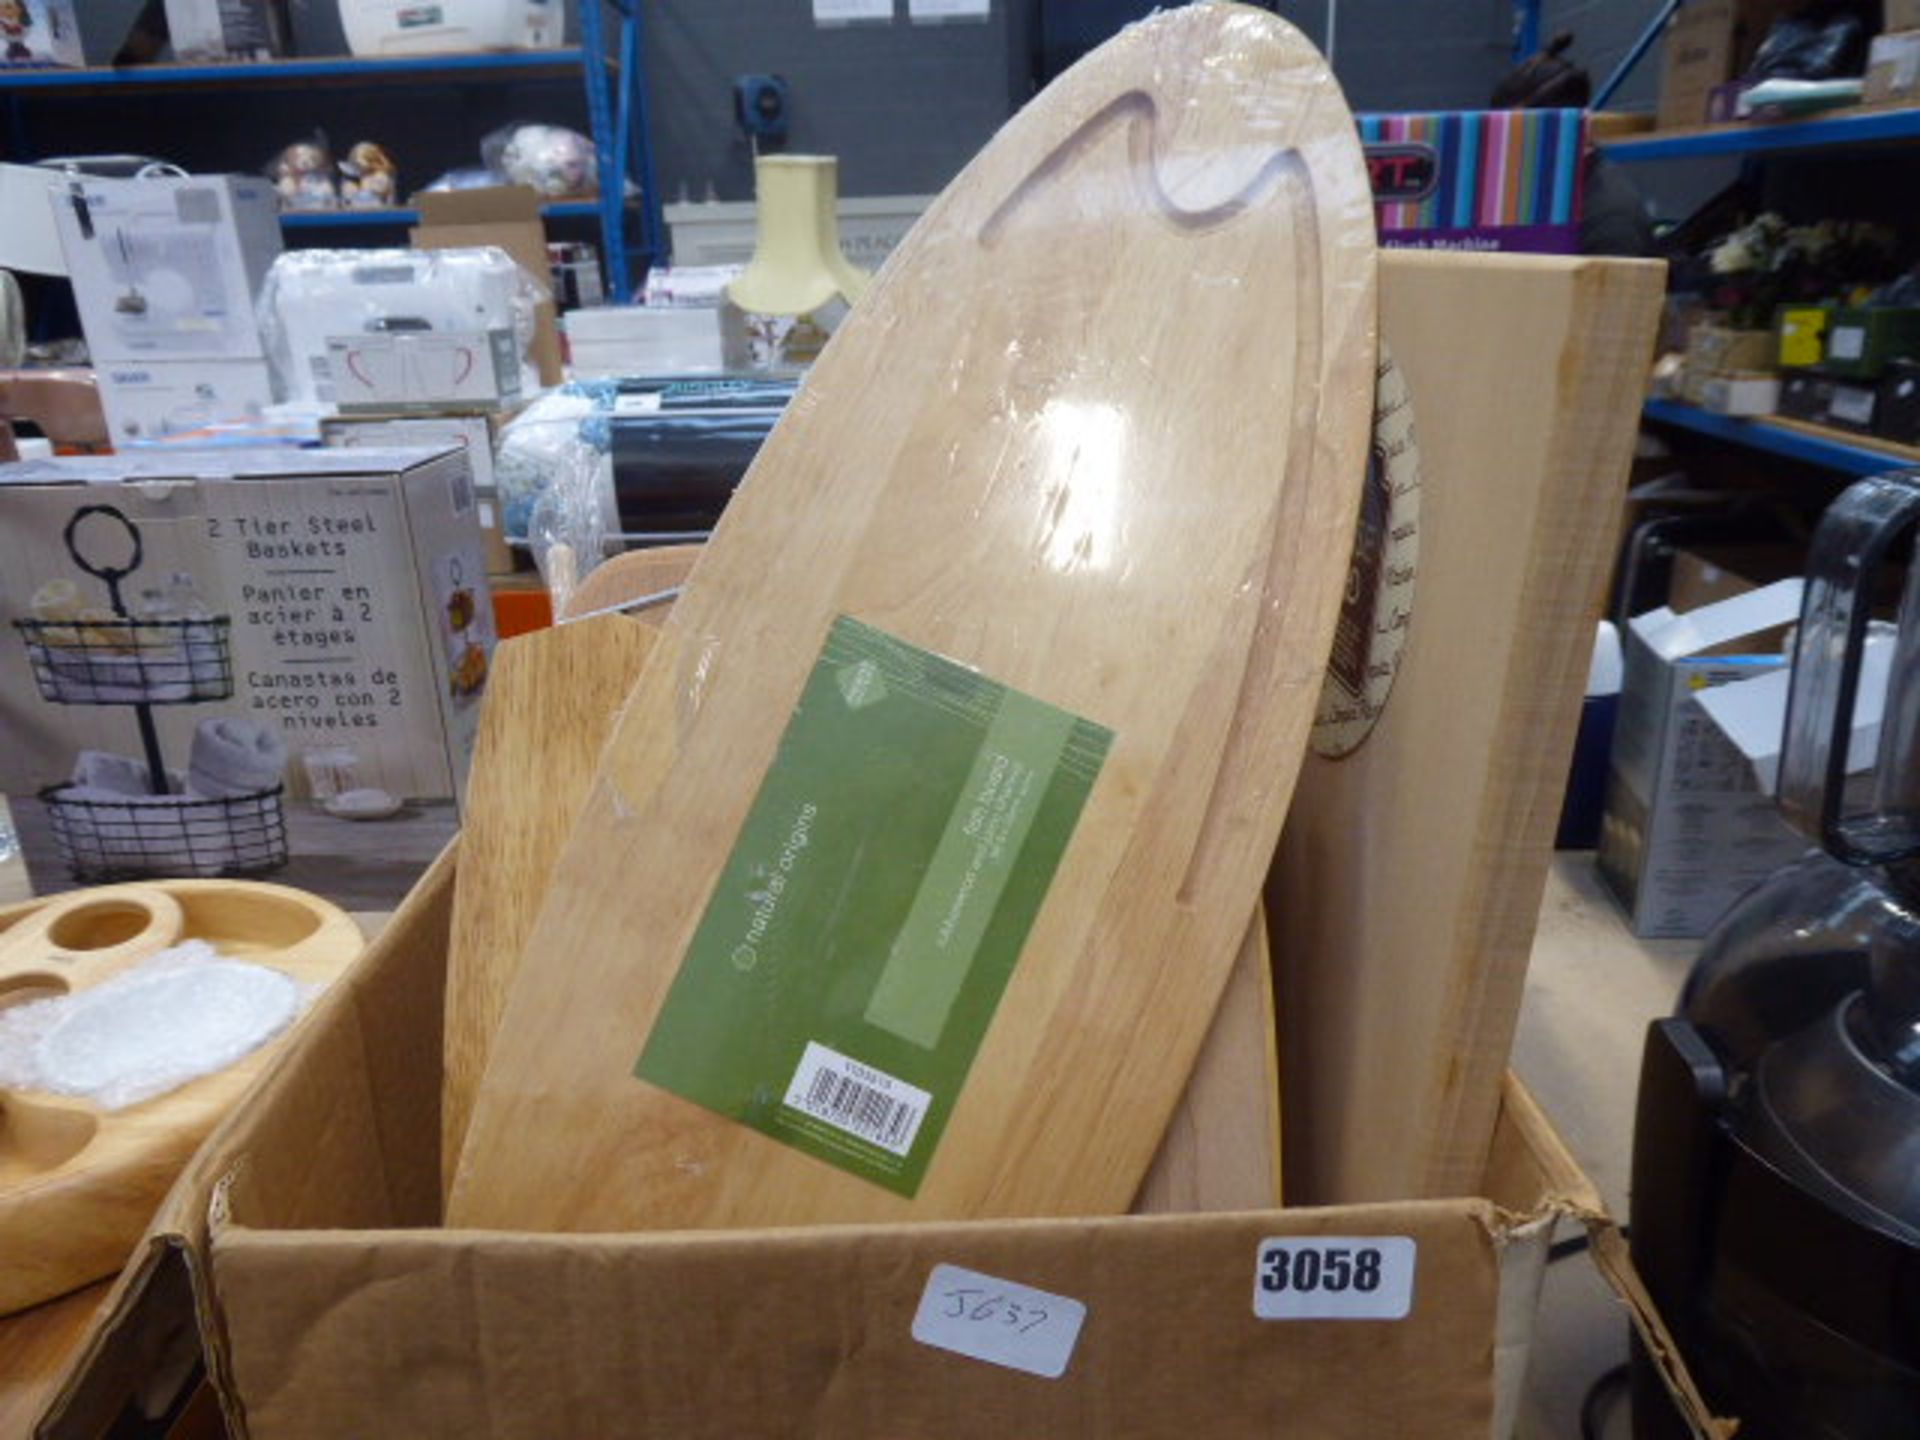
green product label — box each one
[635,615,1112,1195]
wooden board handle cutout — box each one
[0,886,185,997]
[450,3,1374,1233]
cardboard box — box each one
[1598,580,1808,937]
[0,448,493,824]
[1357,108,1586,254]
[1878,359,1920,444]
[1823,376,1883,433]
[0,0,81,67]
[93,356,275,445]
[163,0,289,60]
[1692,370,1779,416]
[1686,321,1774,375]
[1866,28,1920,105]
[410,187,563,386]
[50,174,282,363]
[326,329,523,412]
[1776,369,1836,423]
[564,304,725,377]
[1658,0,1783,129]
[30,849,1723,1440]
[321,411,512,572]
[1695,629,1889,795]
[1820,304,1920,380]
[1775,303,1830,368]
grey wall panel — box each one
[644,0,1522,203]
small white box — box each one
[1695,370,1780,416]
[261,247,539,407]
[1695,630,1892,794]
[0,0,82,68]
[1866,29,1920,106]
[95,357,276,444]
[52,174,282,364]
[321,412,502,497]
[164,0,289,60]
[664,194,932,271]
[327,330,523,412]
[564,306,723,377]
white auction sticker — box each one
[912,1263,1087,1379]
[1252,1236,1417,1321]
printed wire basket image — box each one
[13,615,234,705]
[13,503,288,883]
[38,783,290,883]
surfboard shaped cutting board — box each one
[442,542,1279,1212]
[441,547,700,1189]
[450,2,1374,1231]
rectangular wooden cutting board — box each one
[1268,251,1665,1204]
[449,4,1374,1232]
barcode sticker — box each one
[912,1263,1086,1379]
[447,459,474,517]
[1252,1236,1417,1321]
[1829,326,1865,361]
[782,1041,930,1157]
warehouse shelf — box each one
[0,49,602,92]
[0,3,661,300]
[279,199,603,230]
[1601,105,1920,162]
[1644,398,1920,476]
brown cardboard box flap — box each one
[212,1206,1502,1438]
[410,184,563,385]
[38,846,1730,1439]
[35,843,458,1438]
[414,189,545,226]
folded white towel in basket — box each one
[51,786,235,876]
[189,719,287,799]
[70,750,183,797]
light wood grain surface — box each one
[450,3,1376,1231]
[449,543,1280,1214]
[562,543,705,620]
[1269,252,1666,1205]
[1133,908,1280,1213]
[442,545,701,1189]
[440,614,660,1189]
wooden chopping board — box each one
[442,544,1279,1211]
[441,546,699,1187]
[1133,908,1281,1213]
[562,542,705,620]
[0,880,362,1314]
[450,3,1373,1232]
[1268,252,1666,1204]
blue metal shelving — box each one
[1602,105,1920,162]
[1644,399,1920,476]
[0,48,596,90]
[0,10,661,300]
[278,200,603,230]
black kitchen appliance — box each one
[1631,470,1920,1439]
